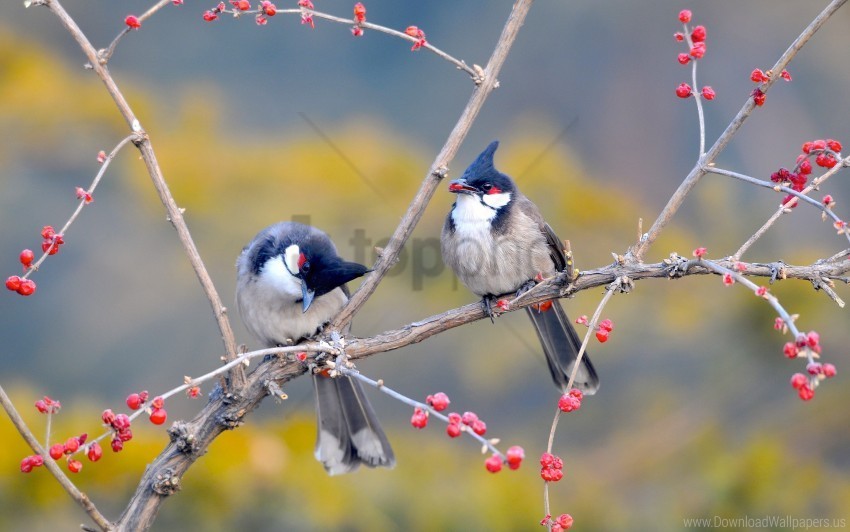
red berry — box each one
[151,396,165,410]
[150,408,167,425]
[34,399,48,413]
[541,467,564,482]
[540,452,555,468]
[461,411,478,426]
[774,317,784,330]
[558,394,581,413]
[693,247,707,259]
[126,393,143,410]
[485,454,503,473]
[798,385,815,401]
[446,423,461,438]
[806,363,823,376]
[812,139,827,151]
[701,86,716,100]
[19,249,34,268]
[690,25,706,42]
[575,315,589,326]
[6,275,22,292]
[816,153,837,169]
[186,386,201,398]
[261,1,276,16]
[101,409,116,425]
[67,458,82,473]
[689,42,706,59]
[822,194,833,205]
[752,88,766,106]
[678,9,692,23]
[447,412,462,425]
[802,141,814,154]
[16,279,36,296]
[677,53,691,65]
[29,455,44,468]
[598,319,613,332]
[790,373,808,390]
[49,444,65,460]
[255,15,268,26]
[20,457,34,473]
[822,363,837,378]
[674,32,684,42]
[404,26,422,38]
[410,407,428,429]
[64,437,80,454]
[783,342,798,359]
[203,10,218,21]
[426,392,450,412]
[111,436,124,453]
[138,390,149,402]
[112,413,131,431]
[806,331,820,349]
[595,329,609,343]
[756,286,767,297]
[722,273,734,286]
[117,428,133,442]
[750,69,766,83]
[471,419,487,436]
[556,514,574,530]
[799,160,813,175]
[826,139,842,152]
[353,2,366,23]
[569,388,583,400]
[505,445,524,470]
[124,15,141,29]
[351,26,364,37]
[780,70,792,82]
[87,442,103,462]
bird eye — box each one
[481,183,492,192]
[300,261,311,274]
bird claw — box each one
[482,296,497,324]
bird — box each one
[236,221,395,475]
[441,141,599,394]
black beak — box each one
[448,179,478,195]
[301,283,315,313]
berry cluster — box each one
[541,513,574,532]
[444,411,487,437]
[673,10,713,101]
[782,330,837,401]
[557,388,583,413]
[769,138,843,208]
[35,396,61,414]
[101,409,134,452]
[351,2,366,36]
[404,25,427,51]
[749,68,792,107]
[6,225,69,297]
[540,452,564,482]
[574,315,614,343]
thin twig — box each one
[731,156,850,260]
[543,278,621,530]
[0,385,113,531]
[100,0,172,63]
[631,0,847,261]
[42,0,243,388]
[331,0,536,330]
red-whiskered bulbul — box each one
[236,221,395,474]
[441,141,600,394]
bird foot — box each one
[482,295,497,324]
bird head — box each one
[448,140,515,211]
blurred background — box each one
[1,1,850,530]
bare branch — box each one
[0,385,113,531]
[42,0,243,387]
[331,0,536,330]
[631,0,848,261]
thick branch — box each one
[330,0,535,330]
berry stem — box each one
[726,155,850,261]
[21,134,137,282]
[101,0,173,63]
[682,21,706,156]
[543,277,621,527]
[336,363,505,458]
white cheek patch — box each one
[262,255,302,298]
[283,244,301,276]
[452,194,497,225]
[482,191,511,209]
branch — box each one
[631,0,847,261]
[41,0,243,387]
[0,385,112,531]
[331,0,535,330]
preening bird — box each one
[236,221,395,475]
[441,141,599,394]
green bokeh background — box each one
[1,1,849,530]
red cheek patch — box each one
[487,186,502,195]
[298,252,307,269]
